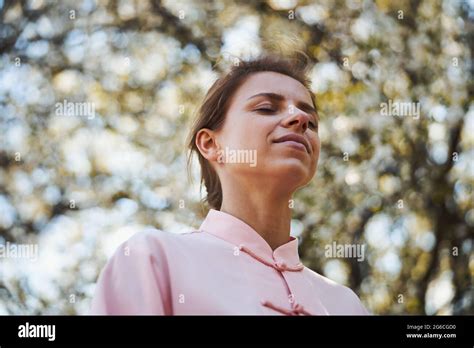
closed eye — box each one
[309,121,318,130]
[255,107,277,113]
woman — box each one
[90,55,369,315]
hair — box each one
[187,54,316,210]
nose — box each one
[283,106,311,133]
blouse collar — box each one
[199,209,303,272]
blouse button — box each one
[274,261,287,271]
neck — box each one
[219,177,293,250]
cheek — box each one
[220,118,261,149]
[312,134,321,155]
[309,136,321,171]
[241,115,275,150]
[220,113,281,153]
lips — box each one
[273,133,311,153]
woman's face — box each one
[213,71,320,191]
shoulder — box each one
[303,266,352,294]
[92,228,190,314]
[122,228,180,247]
[112,227,205,259]
[99,227,204,280]
[304,267,370,315]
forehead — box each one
[233,71,313,104]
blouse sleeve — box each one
[347,288,371,315]
[89,231,172,315]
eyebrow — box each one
[247,92,319,122]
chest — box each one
[166,250,320,315]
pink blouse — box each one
[90,209,369,315]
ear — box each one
[195,128,221,163]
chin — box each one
[268,161,314,186]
